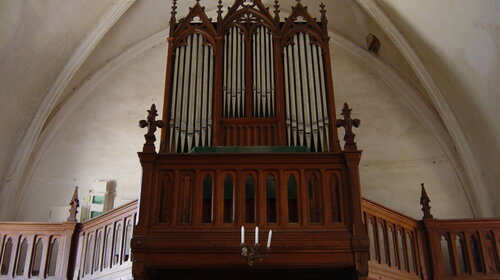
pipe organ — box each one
[133,1,368,279]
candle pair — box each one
[241,226,272,248]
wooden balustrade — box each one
[74,200,137,280]
[1,190,498,280]
[424,218,500,279]
[0,222,75,279]
[362,198,423,280]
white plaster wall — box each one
[17,36,472,221]
[331,43,473,219]
[0,0,116,209]
[17,43,166,221]
[377,0,500,215]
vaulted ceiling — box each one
[0,0,498,220]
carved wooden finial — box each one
[320,2,326,15]
[217,0,223,22]
[139,104,164,153]
[170,0,178,25]
[67,186,80,222]
[420,183,434,219]
[273,0,280,22]
[335,103,361,151]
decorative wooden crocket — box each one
[420,183,434,219]
[335,102,361,151]
[139,104,164,153]
[67,186,79,222]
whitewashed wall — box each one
[16,37,473,221]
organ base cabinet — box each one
[131,152,369,279]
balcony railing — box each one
[0,222,75,279]
[0,190,498,279]
[0,197,137,280]
[75,200,137,280]
[424,218,500,279]
[363,199,422,280]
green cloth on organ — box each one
[190,146,310,153]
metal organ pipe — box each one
[223,27,245,118]
[169,34,214,153]
[284,33,330,152]
[252,26,275,118]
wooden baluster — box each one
[479,232,493,274]
[372,217,381,263]
[450,232,461,276]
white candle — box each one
[255,226,259,245]
[241,225,245,244]
[266,230,273,248]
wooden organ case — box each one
[132,0,369,279]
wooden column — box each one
[322,35,342,152]
[131,152,156,279]
[345,151,369,277]
[160,38,176,153]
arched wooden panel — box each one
[159,172,174,224]
[178,171,195,224]
[102,229,112,269]
[201,173,215,224]
[286,173,299,224]
[31,237,44,276]
[93,231,102,272]
[440,234,454,275]
[46,238,59,277]
[243,173,257,224]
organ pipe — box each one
[252,27,275,118]
[169,34,213,153]
[284,33,330,152]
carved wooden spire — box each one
[217,0,224,22]
[273,0,280,22]
[420,183,434,219]
[67,186,80,222]
[139,104,164,153]
[170,0,178,26]
[335,103,361,151]
[320,2,328,30]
